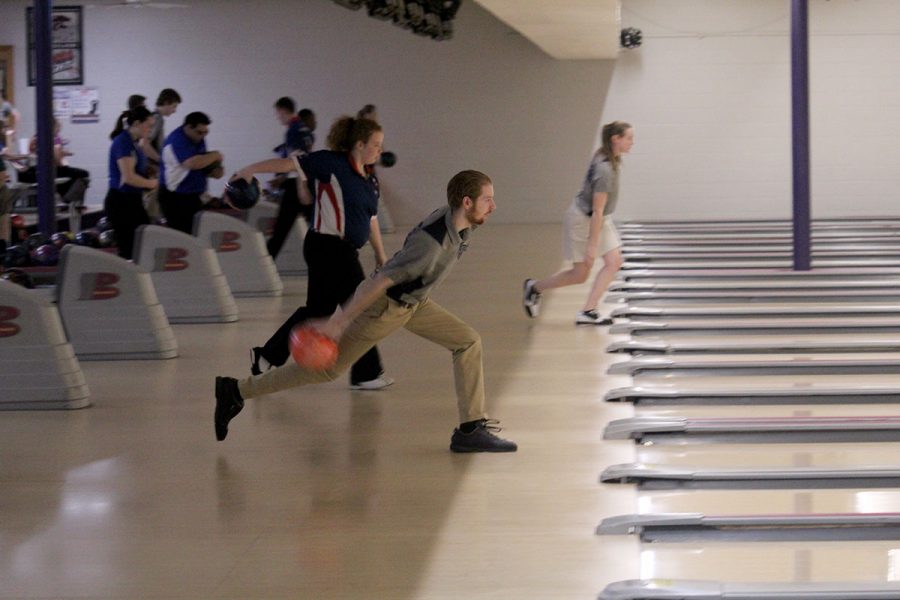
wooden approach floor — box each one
[4,224,900,599]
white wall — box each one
[0,0,614,225]
[605,0,900,220]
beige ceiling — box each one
[473,0,621,60]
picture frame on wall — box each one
[0,46,13,103]
[26,5,84,86]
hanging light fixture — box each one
[332,0,461,40]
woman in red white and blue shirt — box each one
[233,116,392,390]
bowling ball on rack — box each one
[31,243,60,267]
[0,268,35,289]
[99,229,116,248]
[25,232,50,252]
[10,214,25,229]
[2,245,31,268]
[50,231,76,249]
[75,229,101,248]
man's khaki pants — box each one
[238,296,487,423]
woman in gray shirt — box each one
[523,121,633,325]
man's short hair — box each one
[156,88,181,107]
[127,94,146,110]
[183,111,211,128]
[447,170,492,209]
[298,108,314,120]
[274,96,296,113]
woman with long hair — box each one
[234,115,392,390]
[523,121,634,325]
[105,106,158,259]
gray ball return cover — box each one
[606,354,900,378]
[599,463,900,490]
[603,416,900,444]
[604,373,900,405]
[606,333,900,355]
[599,579,900,599]
[609,317,900,336]
[611,303,900,320]
[595,512,900,542]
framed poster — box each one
[0,46,13,103]
[27,5,84,86]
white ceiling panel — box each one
[474,0,621,59]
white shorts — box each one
[561,201,621,263]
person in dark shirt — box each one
[235,115,392,391]
[0,161,11,254]
[267,98,316,257]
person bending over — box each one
[158,111,224,234]
[214,170,517,453]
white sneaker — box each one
[575,310,613,326]
[350,375,395,391]
[523,278,541,318]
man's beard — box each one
[465,208,485,226]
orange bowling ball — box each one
[289,325,338,371]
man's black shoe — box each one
[215,376,244,441]
[450,419,517,453]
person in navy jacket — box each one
[234,115,392,390]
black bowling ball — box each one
[380,151,397,168]
[75,229,101,248]
[2,245,31,268]
[99,229,116,248]
[25,232,50,252]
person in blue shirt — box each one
[158,112,224,234]
[232,115,392,391]
[104,106,158,259]
[267,98,316,258]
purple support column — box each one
[33,0,57,236]
[791,0,811,270]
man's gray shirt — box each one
[379,206,472,306]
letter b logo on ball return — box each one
[153,247,190,272]
[256,217,276,237]
[211,231,241,253]
[79,273,120,301]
